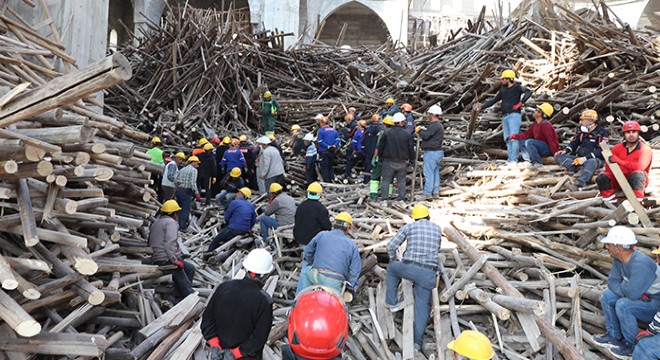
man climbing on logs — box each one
[257,182,296,248]
[205,188,256,262]
[146,136,165,201]
[478,69,533,166]
[447,330,495,360]
[378,112,414,204]
[174,155,201,231]
[416,105,445,200]
[594,226,660,357]
[215,167,245,207]
[386,204,442,352]
[259,90,279,136]
[162,152,186,200]
[509,102,559,169]
[202,249,273,360]
[554,109,609,191]
[316,117,340,183]
[596,121,653,204]
[379,97,400,117]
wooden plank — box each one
[402,280,415,360]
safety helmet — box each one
[537,103,554,118]
[382,116,395,126]
[447,330,494,360]
[428,105,443,116]
[335,212,353,226]
[600,226,637,246]
[263,90,272,98]
[307,182,323,194]
[288,289,349,359]
[411,204,430,220]
[268,134,276,141]
[160,200,182,213]
[187,156,200,163]
[211,137,221,144]
[344,114,354,121]
[256,136,272,145]
[371,114,381,122]
[174,152,186,160]
[579,109,598,122]
[243,248,274,274]
[348,107,356,113]
[230,167,242,178]
[238,187,252,199]
[269,182,283,193]
[652,246,660,255]
[622,121,641,132]
[151,136,161,144]
[401,103,412,112]
[392,112,406,123]
[198,138,209,146]
[358,120,367,127]
[203,143,214,151]
[231,138,240,146]
[239,134,248,142]
[291,124,301,131]
[315,114,325,120]
[303,133,315,141]
[385,97,395,104]
[222,136,231,145]
[501,69,516,79]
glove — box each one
[210,347,224,360]
[228,348,241,359]
[174,261,184,269]
[476,107,483,113]
[212,178,217,185]
[371,156,378,166]
[641,293,650,302]
[508,134,516,140]
[512,102,523,110]
[572,157,586,166]
[195,194,201,201]
[636,330,653,344]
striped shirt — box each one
[175,164,198,194]
[649,311,660,335]
[387,219,442,269]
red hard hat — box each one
[288,288,349,359]
[622,121,640,132]
[401,103,413,112]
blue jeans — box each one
[554,154,603,186]
[175,188,194,230]
[154,260,195,298]
[601,289,660,345]
[215,191,236,207]
[208,227,240,252]
[299,265,344,294]
[422,150,444,196]
[295,256,309,294]
[502,112,522,162]
[258,214,279,244]
[520,139,551,163]
[633,335,660,359]
[386,261,437,347]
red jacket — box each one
[512,120,559,154]
[607,141,652,177]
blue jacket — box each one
[404,113,415,134]
[221,148,246,173]
[351,129,364,154]
[224,198,256,233]
[363,123,382,157]
[564,124,610,160]
[380,104,400,117]
[317,126,340,151]
[305,144,318,166]
[608,250,660,300]
[304,229,361,288]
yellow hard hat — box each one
[268,134,276,141]
[447,330,494,360]
[652,246,660,255]
[239,134,248,142]
[537,103,554,118]
[238,187,252,198]
[501,69,516,79]
[335,212,353,226]
[174,152,186,159]
[151,136,161,144]
[307,182,323,194]
[385,97,395,104]
[580,109,598,121]
[222,136,231,145]
[161,200,182,213]
[269,182,283,193]
[264,90,272,98]
[411,204,430,220]
[382,116,395,126]
[203,143,214,151]
[199,138,209,146]
[231,138,240,146]
[230,167,242,177]
[188,156,200,163]
[291,124,301,131]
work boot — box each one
[610,342,634,357]
[593,334,625,348]
[565,183,578,192]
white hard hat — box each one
[256,135,271,145]
[600,226,637,246]
[243,248,274,275]
[315,114,325,120]
[428,105,443,116]
[303,133,315,141]
[392,112,406,123]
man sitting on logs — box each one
[298,212,361,297]
[385,204,442,352]
[633,309,660,359]
[509,103,559,169]
[149,200,195,299]
[594,226,660,357]
[596,121,653,204]
[202,249,274,360]
[205,188,256,263]
[554,109,609,191]
[215,167,245,207]
[174,155,201,231]
[257,183,296,248]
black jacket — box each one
[293,199,332,246]
[377,126,414,162]
[201,278,273,360]
[198,151,217,179]
[419,121,445,151]
[482,84,533,114]
[362,123,382,157]
[564,124,609,160]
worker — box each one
[312,114,325,136]
[303,133,318,186]
[147,136,165,201]
[596,121,652,204]
[509,103,559,169]
[343,120,365,180]
[259,90,279,136]
[290,124,306,158]
[348,106,360,120]
[401,103,415,134]
[149,200,195,299]
[215,136,231,176]
[206,187,256,260]
[221,139,247,180]
[282,287,349,360]
[416,105,445,200]
[198,142,217,205]
[215,167,245,207]
[369,115,393,200]
[202,248,274,360]
[478,69,533,166]
[316,117,340,182]
[193,138,208,157]
[380,97,400,117]
[362,114,382,184]
[174,156,201,231]
[293,182,332,246]
[339,113,357,156]
[594,226,660,357]
[162,152,186,200]
[386,204,442,351]
[377,112,414,204]
[237,135,256,190]
[211,136,221,146]
[256,135,285,195]
[554,109,610,191]
[258,183,296,247]
[268,134,287,168]
[633,310,660,359]
[447,330,495,360]
[298,212,361,296]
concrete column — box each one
[263,2,300,48]
[133,0,167,39]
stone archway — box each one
[316,1,391,47]
[108,0,134,50]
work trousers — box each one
[162,186,175,201]
[381,160,407,201]
[175,188,194,231]
[422,150,444,196]
[299,265,345,295]
[363,152,375,184]
[554,154,603,186]
[600,289,660,345]
[319,149,335,182]
[597,171,648,200]
[633,335,660,359]
[197,176,212,205]
[305,164,317,186]
[208,227,240,252]
[344,152,364,178]
[258,214,279,245]
[502,112,522,162]
[520,139,551,164]
[215,191,237,207]
[154,260,195,298]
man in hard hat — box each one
[175,156,201,231]
[347,106,360,120]
[416,105,445,200]
[312,114,325,136]
[380,97,400,117]
[447,330,495,360]
[238,135,257,190]
[198,142,217,205]
[554,109,610,191]
[339,114,357,156]
[343,120,365,180]
[149,200,195,298]
[401,103,415,134]
[316,117,340,182]
[594,226,660,357]
[162,152,186,200]
[193,138,208,157]
[369,115,392,199]
[377,112,414,203]
[221,139,246,182]
[303,133,318,186]
[298,212,361,296]
[362,114,382,185]
[258,183,296,247]
[268,133,287,168]
[256,135,285,195]
[259,90,279,136]
[202,248,273,360]
[214,136,231,181]
[215,167,245,207]
[290,125,306,158]
[282,287,349,360]
[509,103,559,169]
[633,310,660,359]
[478,70,533,166]
[147,136,165,201]
[207,188,256,256]
[596,121,652,204]
[386,204,442,351]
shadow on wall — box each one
[316,1,391,47]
